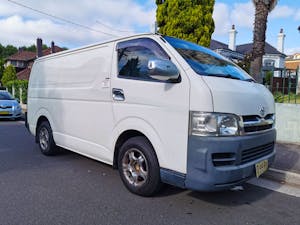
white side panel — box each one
[28,43,115,163]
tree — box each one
[156,0,215,47]
[19,44,49,52]
[1,65,17,87]
[250,0,277,83]
[3,45,18,58]
[0,44,18,58]
[23,44,37,52]
[237,54,251,74]
[0,58,4,82]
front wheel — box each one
[37,121,57,156]
[118,136,162,196]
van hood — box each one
[202,76,275,116]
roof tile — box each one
[6,51,36,61]
[42,46,64,56]
[16,68,31,80]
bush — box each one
[274,91,284,103]
[265,71,273,85]
[1,65,17,87]
[6,80,28,104]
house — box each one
[4,50,36,73]
[210,39,244,61]
[285,53,300,71]
[5,38,64,80]
[209,25,286,77]
[285,53,300,93]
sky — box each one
[0,0,299,55]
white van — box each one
[27,34,276,196]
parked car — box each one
[0,90,22,120]
[27,34,276,196]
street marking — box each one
[17,121,25,125]
[248,177,300,198]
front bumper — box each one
[161,129,276,191]
[0,108,22,119]
[185,129,276,191]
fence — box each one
[6,86,27,104]
[4,80,28,105]
[264,67,300,104]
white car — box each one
[0,90,22,119]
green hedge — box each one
[6,80,28,104]
[273,91,300,104]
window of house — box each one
[264,59,275,67]
[117,38,170,81]
[16,61,24,67]
[11,61,17,66]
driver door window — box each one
[117,38,169,81]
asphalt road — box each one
[0,120,299,225]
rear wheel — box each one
[37,121,57,155]
[118,136,162,196]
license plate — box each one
[255,160,268,178]
[0,111,9,115]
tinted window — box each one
[117,38,169,81]
[0,92,13,100]
[164,36,253,81]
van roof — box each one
[35,33,160,62]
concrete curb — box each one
[263,168,300,187]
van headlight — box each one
[190,112,240,136]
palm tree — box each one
[250,0,277,83]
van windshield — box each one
[164,36,254,82]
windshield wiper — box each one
[206,74,241,80]
[244,78,256,82]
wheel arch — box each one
[33,108,55,143]
[111,118,164,169]
[113,130,151,168]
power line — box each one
[95,20,134,33]
[7,0,119,37]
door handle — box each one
[112,88,125,101]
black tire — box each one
[37,121,57,156]
[118,136,162,196]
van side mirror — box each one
[148,59,180,81]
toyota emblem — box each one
[259,106,265,117]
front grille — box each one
[212,153,236,167]
[241,142,274,164]
[242,114,274,134]
[244,124,273,132]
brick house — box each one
[5,39,64,80]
